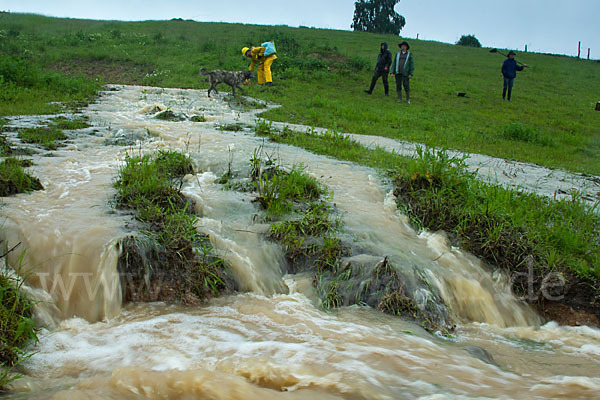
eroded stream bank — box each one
[1,86,599,399]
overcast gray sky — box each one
[1,0,598,57]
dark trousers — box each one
[368,69,389,95]
[395,74,410,100]
[503,78,514,100]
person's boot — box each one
[365,76,378,95]
[266,82,273,87]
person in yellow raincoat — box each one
[242,42,277,86]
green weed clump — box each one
[270,202,343,272]
[226,96,268,111]
[114,150,233,302]
[50,116,91,130]
[219,123,244,132]
[502,122,553,146]
[115,150,193,228]
[154,110,184,121]
[154,149,194,178]
[1,129,36,158]
[0,136,13,157]
[0,157,43,196]
[255,122,600,309]
[17,126,66,150]
[190,115,206,122]
[252,159,325,218]
[0,269,38,390]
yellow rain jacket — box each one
[248,47,277,70]
[248,46,277,84]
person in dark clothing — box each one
[390,41,415,104]
[364,42,393,96]
[501,51,527,101]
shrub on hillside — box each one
[456,34,482,48]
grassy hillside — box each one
[1,12,599,174]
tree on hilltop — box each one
[351,0,406,36]
[456,34,482,48]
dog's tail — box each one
[199,67,209,75]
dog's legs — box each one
[237,85,245,96]
[208,83,217,98]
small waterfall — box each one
[0,114,128,322]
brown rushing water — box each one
[1,86,599,399]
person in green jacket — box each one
[390,41,415,104]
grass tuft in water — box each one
[270,202,343,272]
[0,158,43,196]
[190,115,206,123]
[49,116,91,130]
[0,264,38,390]
[154,110,185,121]
[17,126,66,150]
[0,136,13,157]
[250,148,325,218]
[114,150,233,302]
[219,123,245,132]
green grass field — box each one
[1,12,598,174]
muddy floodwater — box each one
[1,86,599,399]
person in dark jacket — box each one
[390,41,415,104]
[501,51,527,101]
[364,42,393,96]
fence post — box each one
[588,48,591,60]
[578,41,581,59]
[525,44,528,53]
